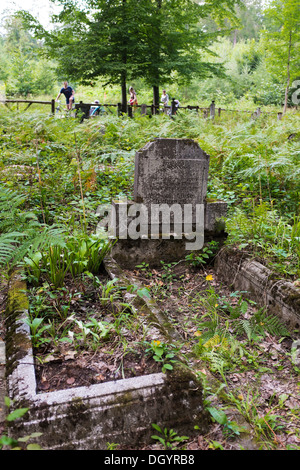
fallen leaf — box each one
[39,381,50,390]
[188,442,199,450]
[64,351,77,361]
[66,377,75,385]
[43,354,56,363]
[95,374,105,381]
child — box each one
[129,87,138,106]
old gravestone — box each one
[109,138,227,267]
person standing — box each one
[161,89,169,106]
[56,81,75,110]
[128,87,138,106]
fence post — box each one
[210,100,215,119]
[218,107,221,117]
[171,98,176,115]
[128,105,133,118]
[51,99,55,114]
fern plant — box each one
[0,183,66,268]
[234,308,290,342]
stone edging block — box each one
[215,247,300,332]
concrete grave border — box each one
[215,247,300,332]
[4,259,208,450]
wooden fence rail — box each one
[2,98,55,113]
[0,98,290,121]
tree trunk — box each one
[233,29,237,46]
[152,0,162,113]
[120,0,128,114]
[121,74,127,113]
[283,30,292,114]
[153,85,160,114]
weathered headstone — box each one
[133,138,209,206]
[108,138,227,267]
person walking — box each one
[56,81,75,110]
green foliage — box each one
[151,423,189,449]
[145,340,178,373]
[234,309,290,342]
[224,389,285,444]
[0,15,57,97]
[68,317,115,350]
[19,0,242,107]
[0,397,42,450]
[193,283,290,378]
[24,317,52,348]
[206,406,247,437]
[226,204,300,278]
[185,241,219,267]
[0,183,66,268]
[261,0,300,111]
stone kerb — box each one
[215,247,300,332]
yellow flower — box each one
[206,274,213,281]
[194,331,202,337]
[152,340,161,346]
[215,304,219,308]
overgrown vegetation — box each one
[0,0,299,451]
[1,108,299,279]
[0,105,299,449]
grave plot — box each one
[28,268,163,393]
[4,263,209,450]
[5,137,223,450]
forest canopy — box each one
[0,0,299,110]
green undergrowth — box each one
[0,107,299,279]
[0,106,300,449]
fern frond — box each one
[203,334,229,350]
[0,231,25,265]
[252,310,290,337]
[236,319,254,341]
[202,349,228,375]
[0,223,66,268]
[234,309,290,341]
[0,185,26,213]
